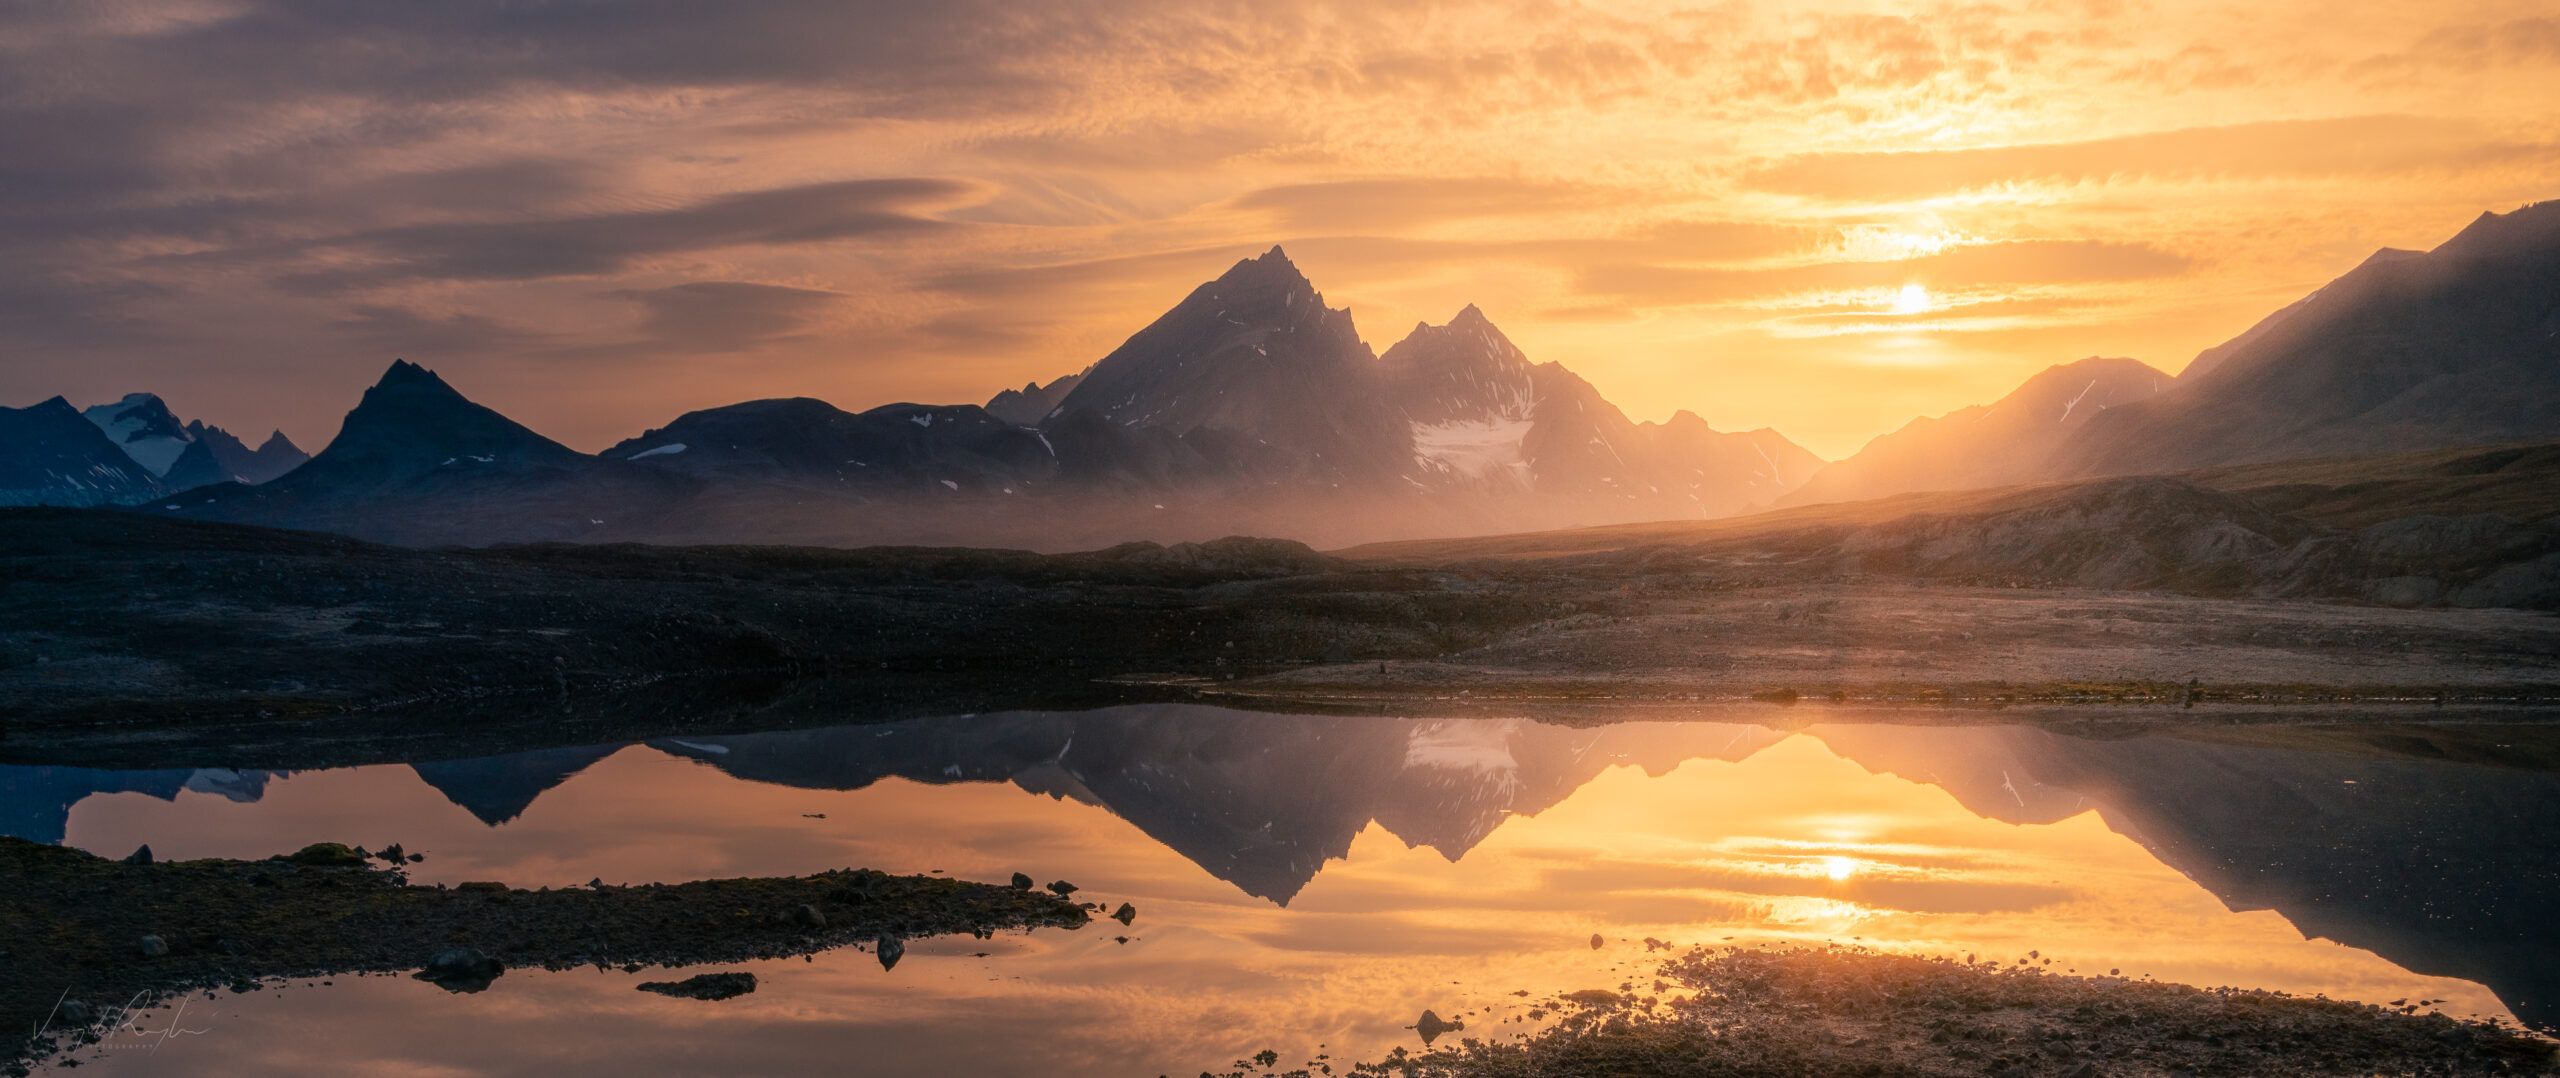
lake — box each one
[9,706,2555,1075]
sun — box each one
[1824,856,1856,880]
[1891,283,1932,314]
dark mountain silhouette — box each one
[0,397,161,506]
[162,360,696,544]
[1048,246,1416,483]
[1784,356,2170,506]
[2062,200,2560,475]
[984,372,1086,426]
[604,398,1055,494]
[407,744,623,826]
[162,420,308,490]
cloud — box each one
[1742,116,2555,201]
[332,304,537,355]
[324,179,974,283]
[1230,178,1623,231]
[1576,240,2192,306]
[606,281,844,352]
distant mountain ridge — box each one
[1781,198,2560,508]
[1783,356,2169,507]
[21,199,2558,543]
[134,246,1831,545]
[2059,199,2560,476]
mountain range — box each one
[126,247,1833,547]
[4,200,2553,547]
[0,393,307,507]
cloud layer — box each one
[3,0,2555,457]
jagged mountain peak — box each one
[1047,245,1402,481]
[81,392,194,475]
[371,358,462,396]
[288,359,583,488]
[1381,305,1537,432]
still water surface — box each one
[9,706,2555,1075]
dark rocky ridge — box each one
[0,397,159,507]
[2064,199,2560,476]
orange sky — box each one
[4,1,2556,458]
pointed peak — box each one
[257,430,302,454]
[1664,409,1712,431]
[374,358,456,394]
[1260,244,1292,264]
[1450,303,1489,325]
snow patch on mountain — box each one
[1411,415,1534,484]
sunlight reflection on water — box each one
[19,708,2546,1076]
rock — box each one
[2059,1063,2100,1078]
[415,946,503,992]
[57,999,91,1024]
[1590,933,1605,950]
[1415,1009,1464,1045]
[376,843,406,864]
[123,844,153,866]
[278,842,366,867]
[876,933,905,971]
[790,904,825,928]
[139,934,169,957]
[1111,902,1136,926]
[1010,872,1034,890]
[1046,880,1078,897]
[636,971,757,1001]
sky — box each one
[3,1,2555,459]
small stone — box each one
[278,842,365,867]
[1010,872,1034,890]
[1046,880,1077,897]
[636,972,756,1000]
[123,844,153,866]
[791,904,825,928]
[876,933,905,971]
[139,934,169,958]
[1414,1009,1464,1046]
[57,1000,92,1024]
[415,946,503,993]
[1112,903,1137,926]
[1590,933,1605,950]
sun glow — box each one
[1891,283,1933,314]
[1824,855,1857,880]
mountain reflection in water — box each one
[10,707,2556,1075]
